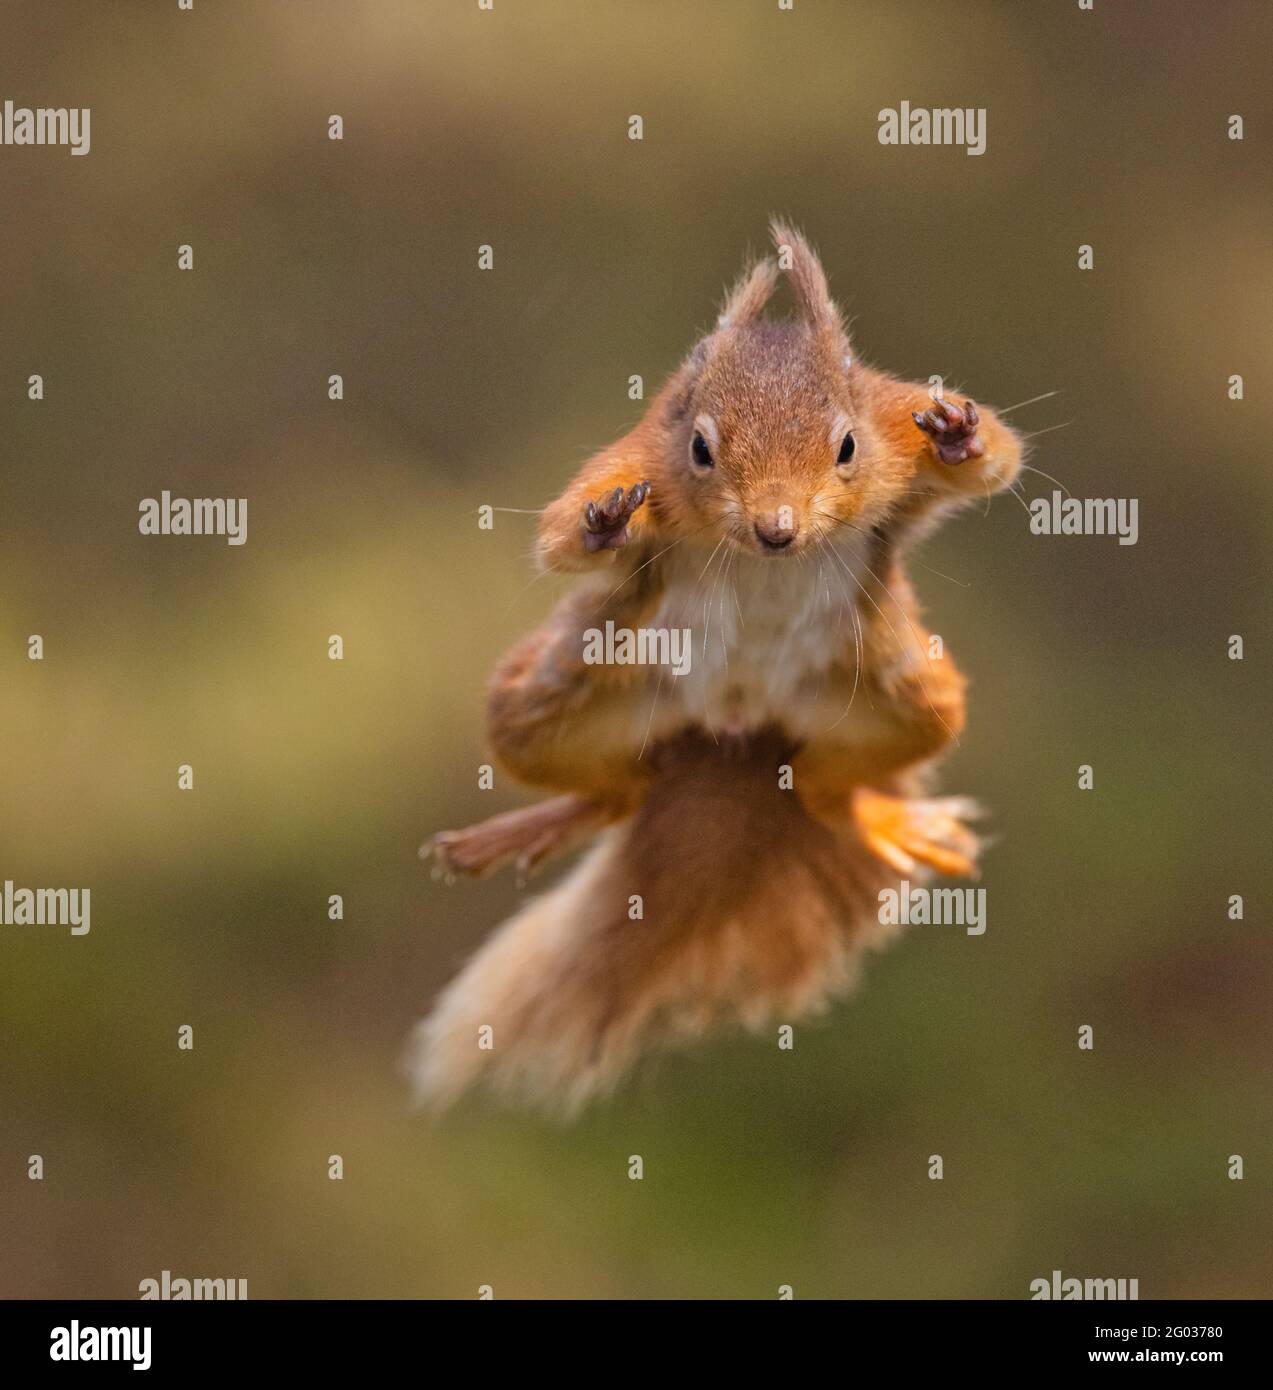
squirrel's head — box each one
[660,220,906,557]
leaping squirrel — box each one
[409,221,1023,1115]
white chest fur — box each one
[646,535,869,737]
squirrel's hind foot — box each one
[423,794,613,880]
[853,788,983,879]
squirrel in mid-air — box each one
[409,220,1023,1114]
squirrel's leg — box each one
[430,581,662,877]
[424,793,610,880]
[431,451,664,876]
[535,440,657,573]
[485,581,659,805]
[792,369,1020,876]
[858,366,1023,500]
[797,697,981,879]
[792,571,978,876]
[497,442,667,796]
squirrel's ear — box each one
[769,217,845,343]
[717,256,778,330]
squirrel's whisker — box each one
[638,669,667,762]
[1005,480,1036,519]
[500,562,554,620]
[814,506,969,591]
[999,388,1061,416]
[815,538,866,732]
[826,541,959,747]
[695,533,729,588]
[1020,420,1072,441]
[1018,461,1072,496]
[600,518,716,604]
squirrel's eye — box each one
[836,432,856,465]
[690,432,714,469]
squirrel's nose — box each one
[754,511,797,550]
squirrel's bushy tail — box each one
[407,733,909,1116]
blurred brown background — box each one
[1,0,1270,1298]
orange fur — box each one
[412,223,1021,1114]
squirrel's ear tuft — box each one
[769,217,844,340]
[717,256,778,330]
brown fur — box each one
[411,732,904,1115]
[411,223,1022,1114]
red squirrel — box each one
[409,221,1022,1114]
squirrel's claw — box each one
[582,479,651,552]
[913,396,986,465]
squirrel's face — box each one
[673,322,903,558]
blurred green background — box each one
[1,0,1270,1299]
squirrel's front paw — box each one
[582,481,651,553]
[912,398,985,465]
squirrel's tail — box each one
[407,732,974,1116]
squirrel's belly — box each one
[646,548,858,741]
